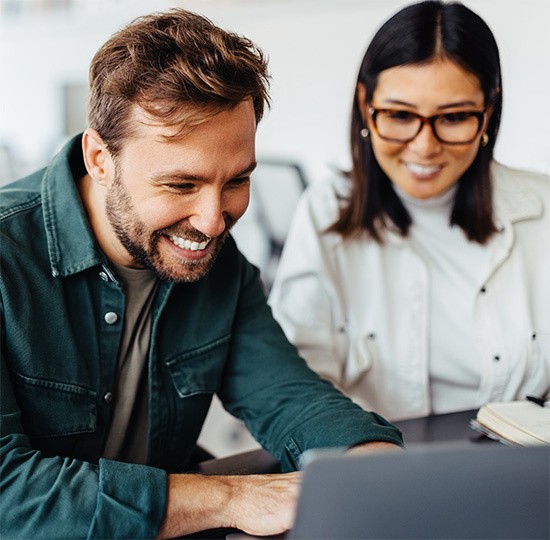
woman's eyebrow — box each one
[436,100,479,110]
[379,98,480,110]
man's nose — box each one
[188,192,227,238]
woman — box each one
[269,0,550,421]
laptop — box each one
[228,442,549,539]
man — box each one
[0,9,402,539]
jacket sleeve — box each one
[218,252,403,473]
[0,327,166,539]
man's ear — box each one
[82,128,114,186]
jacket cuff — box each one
[88,459,167,539]
[279,412,404,472]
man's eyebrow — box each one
[234,161,258,177]
[152,161,257,184]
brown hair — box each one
[330,1,500,244]
[87,8,270,156]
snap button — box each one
[103,392,113,404]
[99,271,109,282]
[104,312,118,324]
[480,286,487,294]
[493,355,500,362]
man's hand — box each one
[156,471,301,539]
[228,472,301,536]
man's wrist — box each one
[347,441,403,454]
[157,474,236,539]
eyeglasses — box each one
[368,105,487,145]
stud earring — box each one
[360,128,370,139]
[481,132,489,147]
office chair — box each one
[232,158,308,290]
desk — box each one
[394,408,485,444]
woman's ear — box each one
[82,128,114,186]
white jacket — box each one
[269,162,550,420]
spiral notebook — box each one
[470,400,550,445]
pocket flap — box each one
[164,334,231,398]
[11,371,96,438]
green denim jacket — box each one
[0,135,403,539]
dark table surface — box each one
[394,408,484,444]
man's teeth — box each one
[406,163,441,176]
[169,235,210,251]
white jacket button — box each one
[104,312,118,324]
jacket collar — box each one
[491,161,544,226]
[42,134,106,277]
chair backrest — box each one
[232,159,307,290]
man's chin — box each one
[149,255,217,283]
[145,229,230,283]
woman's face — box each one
[359,58,490,200]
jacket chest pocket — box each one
[164,334,231,398]
[11,370,96,438]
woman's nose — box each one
[408,122,442,157]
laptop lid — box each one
[289,443,549,539]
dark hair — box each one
[87,8,270,157]
[331,0,501,243]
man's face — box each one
[102,100,256,282]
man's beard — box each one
[105,170,233,283]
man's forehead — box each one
[127,104,214,141]
[127,101,255,143]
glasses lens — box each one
[375,110,421,142]
[434,112,482,143]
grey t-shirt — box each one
[102,263,158,464]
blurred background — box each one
[2,0,549,457]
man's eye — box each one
[170,183,196,191]
[228,177,250,188]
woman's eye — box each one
[387,110,415,122]
[441,112,469,124]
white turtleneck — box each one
[395,183,488,414]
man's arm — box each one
[157,472,301,538]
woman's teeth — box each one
[406,163,441,176]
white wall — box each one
[1,0,549,184]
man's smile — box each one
[167,234,212,251]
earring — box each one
[360,128,370,139]
[481,132,489,147]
